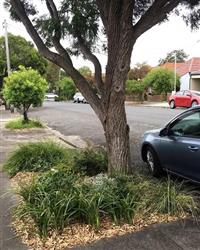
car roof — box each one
[164,105,200,128]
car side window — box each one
[176,91,183,96]
[183,91,190,96]
[169,111,200,137]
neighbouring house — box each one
[160,57,200,91]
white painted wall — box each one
[180,73,190,90]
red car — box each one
[168,90,200,109]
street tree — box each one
[3,66,47,122]
[6,0,200,174]
[128,63,151,81]
[143,68,180,94]
[158,49,189,65]
[0,33,47,88]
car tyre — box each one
[145,146,163,177]
[191,100,198,108]
[170,100,175,109]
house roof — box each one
[160,62,184,71]
[160,58,200,77]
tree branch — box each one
[46,0,104,96]
[10,0,103,120]
[45,0,72,65]
[77,36,104,95]
[95,0,110,30]
[133,0,180,39]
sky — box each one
[0,2,200,72]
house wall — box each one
[191,79,200,91]
[180,73,190,90]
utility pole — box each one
[174,52,177,93]
[3,19,11,76]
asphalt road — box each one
[29,101,183,166]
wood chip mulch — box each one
[10,173,187,250]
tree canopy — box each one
[6,0,200,174]
[0,33,47,77]
[3,66,47,121]
[158,49,189,65]
[143,68,180,94]
[128,63,151,81]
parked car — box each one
[73,92,87,103]
[141,105,200,183]
[45,93,58,101]
[169,90,200,109]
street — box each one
[29,102,183,166]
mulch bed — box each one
[10,172,185,250]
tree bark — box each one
[104,98,131,175]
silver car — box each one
[141,106,200,182]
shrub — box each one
[143,68,180,94]
[16,172,199,237]
[5,118,44,129]
[73,147,107,176]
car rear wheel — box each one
[145,146,163,177]
[170,100,175,109]
[191,100,198,108]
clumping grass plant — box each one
[16,171,199,237]
[4,142,107,177]
[5,142,198,238]
[5,118,44,129]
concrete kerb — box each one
[125,101,170,108]
[47,126,88,149]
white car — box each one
[45,93,58,101]
[73,92,87,103]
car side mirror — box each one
[159,127,168,137]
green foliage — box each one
[159,49,189,65]
[5,118,43,129]
[0,33,47,76]
[3,66,48,120]
[44,61,60,92]
[78,66,92,77]
[4,142,74,177]
[126,80,145,95]
[58,77,76,100]
[4,142,107,177]
[143,68,180,94]
[16,172,199,237]
[73,147,107,176]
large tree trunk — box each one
[104,100,131,175]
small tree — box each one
[3,66,47,122]
[143,68,180,95]
[58,77,76,100]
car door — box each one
[157,110,200,181]
[175,91,184,107]
[182,91,192,107]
